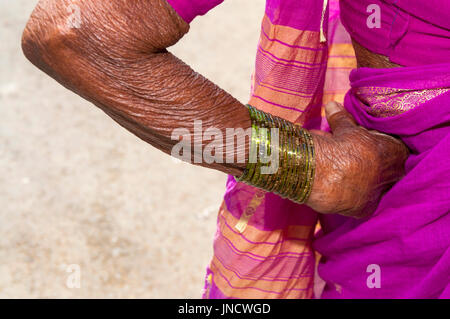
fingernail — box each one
[325,102,342,117]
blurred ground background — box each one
[0,0,265,298]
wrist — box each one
[237,105,316,204]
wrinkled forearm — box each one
[21,0,250,176]
[21,0,409,218]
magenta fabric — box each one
[167,0,326,32]
[166,0,224,23]
[340,0,450,66]
[265,0,326,31]
[315,64,450,298]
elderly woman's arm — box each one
[21,0,249,177]
[21,0,408,217]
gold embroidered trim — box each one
[356,87,450,118]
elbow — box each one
[21,0,90,79]
[21,0,189,72]
[21,12,69,75]
[22,9,139,77]
[21,19,46,69]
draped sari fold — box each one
[315,63,450,299]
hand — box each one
[306,102,409,218]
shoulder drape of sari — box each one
[315,63,450,299]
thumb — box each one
[325,101,357,135]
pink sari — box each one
[315,0,450,298]
[315,63,450,298]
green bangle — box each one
[238,104,316,205]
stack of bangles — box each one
[237,104,315,204]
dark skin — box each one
[21,0,409,218]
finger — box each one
[325,101,358,135]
